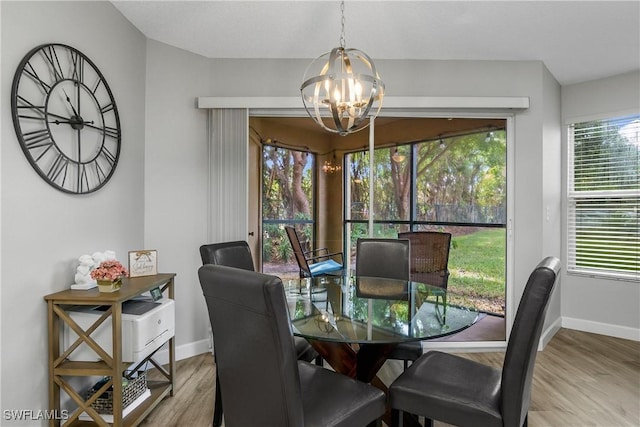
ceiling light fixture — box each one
[485,131,495,143]
[392,147,406,163]
[322,151,342,174]
[300,1,385,136]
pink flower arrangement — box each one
[90,260,128,282]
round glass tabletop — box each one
[284,274,479,345]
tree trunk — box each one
[291,151,310,218]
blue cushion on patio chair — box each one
[309,259,343,276]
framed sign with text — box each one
[128,250,158,277]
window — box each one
[344,124,508,316]
[567,114,640,280]
[261,144,316,277]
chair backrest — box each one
[356,238,410,281]
[501,256,560,427]
[398,231,451,288]
[285,226,311,276]
[198,264,304,426]
[199,241,255,271]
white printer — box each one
[64,298,175,363]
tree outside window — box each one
[262,145,315,276]
[345,128,507,315]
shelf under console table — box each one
[44,273,176,427]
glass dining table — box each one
[284,273,479,384]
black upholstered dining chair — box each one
[389,256,561,427]
[355,238,423,369]
[199,240,320,427]
[198,264,386,427]
[200,240,255,271]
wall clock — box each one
[11,43,121,194]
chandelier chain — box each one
[339,1,346,48]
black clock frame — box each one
[11,43,121,194]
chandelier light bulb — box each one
[334,85,342,103]
[485,131,495,143]
[392,147,406,163]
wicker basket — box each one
[86,372,147,414]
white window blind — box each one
[567,114,639,280]
[207,109,248,243]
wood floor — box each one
[140,328,640,427]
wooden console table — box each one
[44,274,176,426]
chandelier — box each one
[322,151,342,174]
[301,1,385,136]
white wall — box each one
[541,66,563,338]
[144,39,211,355]
[0,1,146,424]
[561,71,640,339]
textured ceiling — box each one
[112,1,640,85]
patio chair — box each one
[399,231,452,322]
[397,231,452,291]
[285,226,344,278]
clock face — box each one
[11,43,121,194]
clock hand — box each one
[46,111,72,121]
[49,119,94,125]
[51,92,90,130]
[83,122,119,140]
[76,81,82,117]
[82,122,115,133]
[61,88,80,118]
[82,122,102,131]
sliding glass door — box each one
[261,144,316,278]
[344,124,507,318]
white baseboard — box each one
[538,316,562,350]
[149,338,212,366]
[151,316,638,367]
[176,338,212,361]
[562,317,640,341]
[421,340,506,353]
[423,316,562,354]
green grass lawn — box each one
[448,228,506,314]
[268,225,508,315]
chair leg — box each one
[523,414,528,427]
[435,292,447,325]
[424,418,433,427]
[213,374,223,427]
[315,355,323,366]
[391,409,402,427]
[442,292,447,323]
